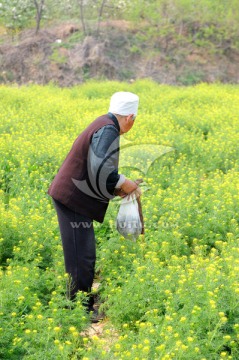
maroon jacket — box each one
[47,114,118,222]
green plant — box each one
[49,48,67,64]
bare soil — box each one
[0,21,239,86]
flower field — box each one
[1,80,239,360]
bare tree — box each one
[33,0,45,34]
[78,0,87,35]
[77,0,119,37]
[96,0,107,38]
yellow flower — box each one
[180,316,186,322]
[221,317,228,323]
[220,352,227,357]
[92,335,99,341]
[223,335,231,341]
[156,344,165,351]
[69,326,76,332]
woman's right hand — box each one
[121,179,137,193]
[120,179,142,198]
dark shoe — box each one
[89,308,104,323]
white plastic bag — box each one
[116,195,142,241]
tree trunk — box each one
[96,0,107,38]
[34,0,45,35]
[79,0,86,35]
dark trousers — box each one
[52,198,96,305]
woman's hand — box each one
[120,179,138,193]
[114,188,127,198]
[119,178,143,199]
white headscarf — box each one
[108,92,139,116]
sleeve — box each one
[89,125,125,196]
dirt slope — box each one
[0,22,239,86]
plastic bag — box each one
[116,195,142,241]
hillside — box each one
[0,20,239,86]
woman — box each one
[47,91,141,322]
